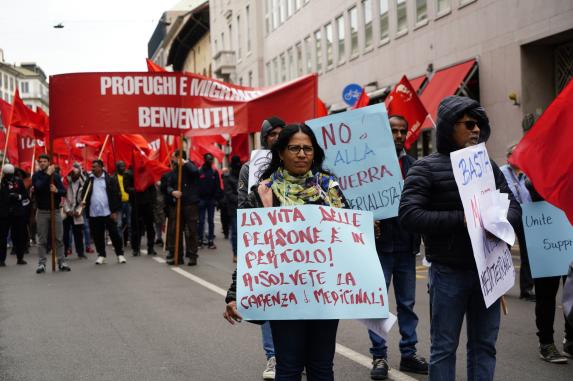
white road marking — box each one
[152,257,417,380]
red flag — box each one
[132,149,170,192]
[316,98,328,117]
[230,134,250,163]
[352,88,370,109]
[10,89,47,138]
[146,58,166,73]
[385,76,429,149]
[510,79,573,224]
[0,127,18,166]
[0,98,12,129]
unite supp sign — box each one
[306,104,403,220]
[451,143,516,308]
[236,205,389,320]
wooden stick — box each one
[49,136,56,272]
[173,134,184,266]
[501,296,508,315]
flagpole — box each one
[49,127,56,272]
[173,133,184,266]
[31,140,36,173]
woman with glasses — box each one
[223,123,347,381]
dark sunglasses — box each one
[455,120,479,130]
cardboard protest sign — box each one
[236,205,388,320]
[247,149,271,192]
[522,201,573,278]
[306,104,402,220]
[49,72,317,138]
[450,143,515,308]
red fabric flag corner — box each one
[316,98,328,117]
[352,88,370,109]
[10,89,47,138]
[386,76,429,149]
[510,79,573,224]
[132,149,170,192]
[230,134,250,163]
[146,58,166,73]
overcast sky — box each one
[0,0,179,77]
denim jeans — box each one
[270,319,339,381]
[369,252,418,359]
[428,263,500,381]
[117,202,131,243]
[261,321,275,359]
[198,199,216,242]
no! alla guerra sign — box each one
[236,205,389,320]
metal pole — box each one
[173,134,184,266]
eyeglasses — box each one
[286,145,314,155]
[455,120,479,130]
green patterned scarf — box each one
[262,167,344,208]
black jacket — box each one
[32,170,66,210]
[160,171,176,208]
[167,161,200,205]
[376,154,421,255]
[0,175,29,218]
[81,172,122,217]
[399,96,521,269]
[198,166,223,201]
[123,171,156,206]
[223,171,239,217]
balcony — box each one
[213,50,236,78]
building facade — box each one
[209,0,573,161]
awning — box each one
[419,59,477,127]
[409,75,427,93]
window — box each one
[221,32,225,49]
[288,48,296,79]
[228,23,233,49]
[272,57,279,84]
[304,36,312,74]
[379,0,389,40]
[265,0,271,34]
[248,71,253,87]
[325,23,333,67]
[416,0,427,23]
[265,62,271,85]
[279,0,286,24]
[287,0,294,17]
[436,0,450,14]
[363,0,372,49]
[396,0,407,33]
[295,0,303,11]
[336,15,345,62]
[20,81,29,93]
[10,77,14,91]
[349,6,358,56]
[239,76,243,85]
[0,74,2,88]
[246,5,252,51]
[280,53,287,82]
[314,30,322,73]
[272,0,279,30]
[236,15,242,59]
[296,43,303,77]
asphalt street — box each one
[0,224,571,381]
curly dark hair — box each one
[258,123,329,181]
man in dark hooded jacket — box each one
[399,96,521,381]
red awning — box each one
[419,59,477,128]
[409,75,427,93]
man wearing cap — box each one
[233,116,285,380]
[0,164,29,266]
[32,153,71,273]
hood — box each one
[436,96,491,154]
[259,116,285,149]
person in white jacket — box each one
[63,163,87,259]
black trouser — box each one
[63,216,85,256]
[220,203,229,237]
[0,215,27,262]
[166,204,199,260]
[131,203,155,252]
[89,216,123,257]
[515,224,534,294]
[270,320,339,381]
[534,276,573,345]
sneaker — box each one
[36,264,46,274]
[188,257,197,266]
[262,356,276,380]
[370,358,389,380]
[78,254,87,259]
[155,238,164,246]
[95,256,107,265]
[132,249,140,257]
[17,259,27,265]
[520,291,536,302]
[0,262,5,267]
[65,248,72,257]
[86,246,95,254]
[208,241,217,250]
[118,255,127,264]
[147,248,157,256]
[539,343,568,363]
[564,339,573,358]
[59,262,71,272]
[400,354,428,374]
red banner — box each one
[49,72,318,139]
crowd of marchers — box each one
[1,95,572,381]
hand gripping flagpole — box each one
[173,134,184,266]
